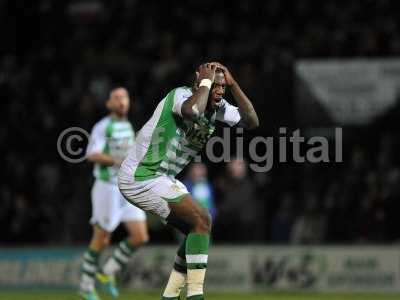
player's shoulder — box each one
[175,85,192,91]
[91,116,111,133]
[173,86,193,97]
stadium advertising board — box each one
[0,246,399,292]
[247,247,399,292]
[0,248,82,289]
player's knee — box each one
[130,231,150,247]
[203,212,212,232]
[194,211,212,234]
[166,214,192,235]
[93,230,111,249]
[100,235,111,248]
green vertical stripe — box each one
[105,120,114,137]
[99,120,113,181]
[134,89,178,180]
[99,143,110,181]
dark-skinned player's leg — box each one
[162,194,211,300]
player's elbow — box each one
[243,117,259,130]
[248,120,259,130]
[181,104,200,121]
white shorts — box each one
[90,179,146,232]
[118,172,189,220]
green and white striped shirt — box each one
[122,86,241,181]
[86,116,134,183]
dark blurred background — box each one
[1,0,400,245]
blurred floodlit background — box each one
[1,0,400,294]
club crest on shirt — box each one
[184,116,215,150]
[171,183,184,193]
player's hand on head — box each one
[210,62,236,87]
[197,63,216,83]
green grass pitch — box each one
[0,291,399,300]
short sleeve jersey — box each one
[86,116,135,183]
[123,87,241,181]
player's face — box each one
[209,71,226,110]
[110,88,130,116]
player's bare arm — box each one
[181,63,216,120]
[215,63,259,129]
[86,153,122,167]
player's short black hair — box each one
[109,86,129,98]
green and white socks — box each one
[186,233,210,299]
[80,240,136,292]
[162,233,210,300]
[103,239,137,276]
[82,236,209,299]
[80,249,99,292]
[163,239,187,300]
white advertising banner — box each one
[0,246,399,292]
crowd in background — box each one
[1,0,400,244]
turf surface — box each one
[0,291,398,300]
